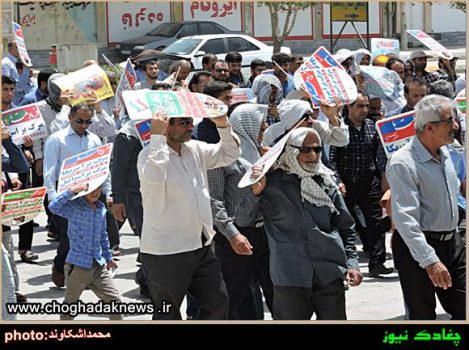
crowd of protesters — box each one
[2,37,466,320]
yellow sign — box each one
[331,2,367,22]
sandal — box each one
[20,250,39,263]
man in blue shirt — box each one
[19,69,55,106]
[44,102,114,287]
[2,40,32,105]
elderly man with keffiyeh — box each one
[235,127,362,320]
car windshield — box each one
[163,39,203,55]
[147,23,182,37]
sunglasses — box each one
[291,145,323,154]
[74,118,93,125]
[215,68,229,73]
[170,118,193,127]
[428,117,455,125]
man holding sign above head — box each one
[2,40,31,106]
[44,103,115,288]
[137,111,240,320]
[235,128,362,320]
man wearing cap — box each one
[410,50,433,86]
[386,95,465,319]
[426,55,459,89]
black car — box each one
[116,21,240,57]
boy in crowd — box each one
[49,183,122,320]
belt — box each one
[342,174,374,183]
[423,230,455,241]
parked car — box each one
[162,34,291,70]
[116,21,239,57]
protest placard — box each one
[455,97,466,115]
[2,187,47,226]
[238,128,296,188]
[12,21,32,66]
[123,90,228,120]
[300,46,343,71]
[134,119,151,148]
[359,65,406,112]
[57,144,113,199]
[298,67,358,106]
[370,38,400,58]
[406,30,452,59]
[376,111,416,158]
[2,104,47,145]
[54,64,114,106]
[115,58,137,116]
[231,88,254,104]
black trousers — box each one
[141,245,229,320]
[18,172,34,252]
[392,230,466,320]
[214,226,274,319]
[343,176,386,267]
[273,279,346,320]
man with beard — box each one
[329,92,393,276]
[236,128,362,320]
[137,112,240,320]
[225,52,245,87]
[387,95,466,319]
[134,60,160,89]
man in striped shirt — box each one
[387,94,465,320]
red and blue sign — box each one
[376,111,416,157]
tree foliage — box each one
[450,2,466,12]
[258,2,313,53]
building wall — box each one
[16,2,98,50]
[430,4,466,32]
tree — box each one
[259,2,313,53]
[450,2,466,12]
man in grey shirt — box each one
[387,94,465,320]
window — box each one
[199,23,224,35]
[178,24,197,38]
[163,39,203,55]
[227,37,259,52]
[200,39,226,55]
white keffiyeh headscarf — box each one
[230,104,268,164]
[252,74,283,105]
[277,127,338,213]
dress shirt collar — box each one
[412,136,448,164]
[7,53,17,63]
[66,124,89,137]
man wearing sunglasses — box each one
[137,112,240,320]
[236,128,362,320]
[387,95,465,320]
[44,103,114,288]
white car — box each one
[162,34,291,70]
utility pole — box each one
[399,2,407,50]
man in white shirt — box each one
[138,112,240,320]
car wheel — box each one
[155,46,166,51]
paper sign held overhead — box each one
[299,67,358,106]
[57,144,113,199]
[12,21,32,66]
[406,30,452,59]
[134,119,151,148]
[371,38,400,58]
[54,64,114,106]
[123,90,228,120]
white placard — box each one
[12,21,32,66]
[406,29,452,58]
[57,144,113,199]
